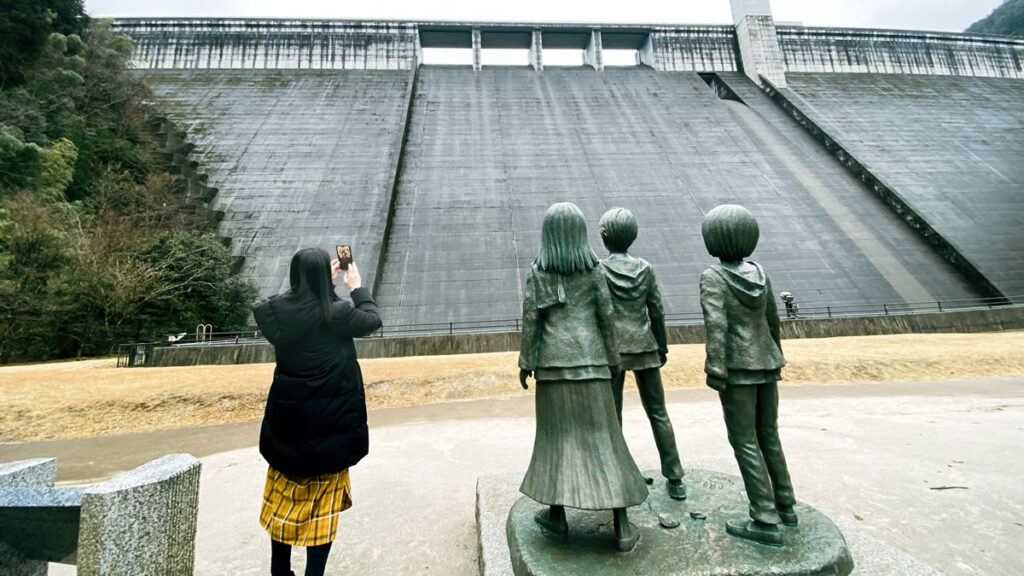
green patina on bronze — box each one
[597,207,638,253]
[507,469,854,576]
[518,202,647,552]
[700,204,798,545]
[598,208,667,363]
[701,203,761,263]
[519,203,618,375]
[534,202,599,275]
[699,205,786,386]
[598,208,685,492]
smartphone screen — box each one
[336,245,352,270]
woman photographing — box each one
[254,249,381,576]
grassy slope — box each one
[2,331,1022,442]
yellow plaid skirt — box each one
[260,466,352,546]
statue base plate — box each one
[502,469,853,576]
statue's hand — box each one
[706,376,727,392]
[519,369,532,390]
[658,352,668,367]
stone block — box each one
[0,488,84,564]
[77,454,201,576]
[0,460,55,489]
[477,476,521,576]
[0,455,200,575]
[0,459,59,575]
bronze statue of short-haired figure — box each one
[598,207,687,501]
[699,204,797,547]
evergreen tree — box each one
[967,0,1024,36]
[0,0,87,88]
[0,11,256,363]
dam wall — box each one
[778,27,1024,79]
[111,20,1024,80]
[113,19,419,70]
[769,73,1024,301]
[110,15,1023,333]
[639,27,738,72]
[113,19,742,73]
[143,69,413,297]
[374,66,980,328]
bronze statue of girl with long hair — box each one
[518,202,648,552]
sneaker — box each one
[667,479,687,500]
[534,508,568,536]
[777,506,798,526]
[725,519,783,547]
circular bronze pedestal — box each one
[507,469,854,576]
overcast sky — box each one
[84,0,1004,33]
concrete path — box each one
[4,377,1021,575]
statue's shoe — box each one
[777,506,799,526]
[615,522,640,552]
[534,508,568,536]
[725,519,783,547]
[667,479,687,500]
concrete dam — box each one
[113,6,1024,331]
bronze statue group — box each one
[253,202,794,575]
[519,202,795,552]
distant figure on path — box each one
[254,248,381,576]
[780,291,798,319]
[699,204,796,547]
[518,202,648,552]
[598,207,687,501]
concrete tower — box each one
[731,0,787,87]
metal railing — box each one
[116,342,155,367]
[371,295,1018,335]
[116,294,1020,366]
[770,295,1016,320]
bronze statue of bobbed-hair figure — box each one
[701,204,760,262]
[599,207,639,253]
[535,202,599,275]
[698,203,796,547]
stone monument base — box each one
[486,469,861,576]
[480,469,942,576]
[505,469,852,576]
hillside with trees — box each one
[967,0,1024,36]
[0,1,256,363]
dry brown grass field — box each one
[2,332,1022,443]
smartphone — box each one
[336,245,352,270]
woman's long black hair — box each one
[288,248,339,327]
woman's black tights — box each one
[271,539,333,576]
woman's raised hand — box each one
[343,261,362,291]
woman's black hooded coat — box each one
[254,287,381,477]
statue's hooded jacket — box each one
[600,253,668,367]
[699,261,786,384]
[254,287,381,477]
